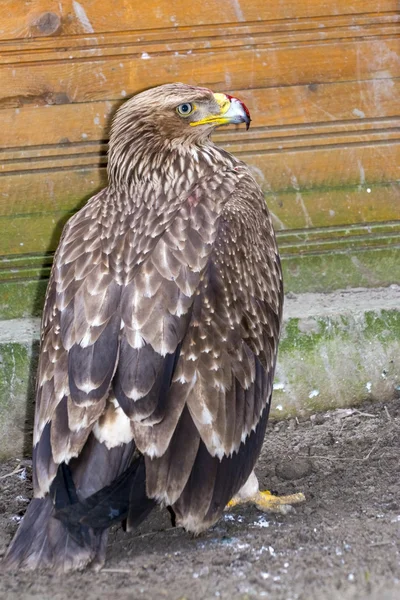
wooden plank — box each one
[281,246,400,293]
[1,37,399,108]
[245,142,400,191]
[1,18,398,64]
[0,138,400,218]
[0,143,399,219]
[0,1,397,41]
[1,79,399,149]
[0,279,49,319]
[279,229,400,254]
[224,127,400,154]
[10,13,400,50]
[0,221,392,282]
[0,211,71,255]
[0,220,399,273]
[0,168,106,217]
[2,122,400,173]
[267,183,400,230]
[0,255,53,282]
[0,183,398,255]
[0,101,113,148]
[3,221,398,278]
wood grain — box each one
[1,142,398,217]
[1,15,398,61]
[0,180,398,256]
[0,1,397,41]
[1,79,399,148]
[0,1,399,305]
[1,38,399,108]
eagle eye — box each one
[176,103,194,116]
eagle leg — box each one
[225,470,305,514]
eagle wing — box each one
[33,194,114,495]
[184,174,282,455]
[32,170,237,497]
[144,169,283,527]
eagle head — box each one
[108,83,251,185]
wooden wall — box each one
[0,1,399,317]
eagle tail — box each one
[55,454,156,531]
[2,495,108,573]
[3,434,155,572]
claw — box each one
[226,489,305,514]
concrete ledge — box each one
[0,286,399,459]
[274,286,400,418]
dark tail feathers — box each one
[2,496,108,572]
[2,455,155,572]
[55,455,155,531]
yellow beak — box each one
[190,93,251,130]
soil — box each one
[1,400,399,600]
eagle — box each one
[4,83,296,573]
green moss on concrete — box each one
[0,341,38,460]
[363,310,400,342]
[270,308,400,420]
[279,317,352,354]
[0,280,48,319]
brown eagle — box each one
[4,83,286,572]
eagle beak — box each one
[190,93,251,130]
[214,93,251,130]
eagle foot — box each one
[226,489,305,514]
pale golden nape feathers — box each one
[3,83,282,572]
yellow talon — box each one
[227,489,305,514]
[226,497,242,509]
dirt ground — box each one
[1,400,399,600]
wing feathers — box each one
[51,397,93,464]
[173,179,282,462]
[145,406,200,505]
[32,422,58,496]
[150,239,182,280]
[68,314,120,404]
[171,405,270,533]
[113,339,164,408]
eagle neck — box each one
[108,137,236,203]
